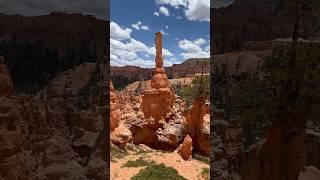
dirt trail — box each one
[111,147,209,180]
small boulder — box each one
[176,135,193,161]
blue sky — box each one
[110,0,210,68]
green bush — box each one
[201,168,209,180]
[131,163,187,180]
[177,75,210,106]
[122,157,156,168]
[233,45,320,148]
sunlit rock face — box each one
[185,98,210,156]
[176,134,193,161]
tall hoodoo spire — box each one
[141,32,174,121]
[150,32,169,89]
[155,32,163,68]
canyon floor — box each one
[110,143,209,180]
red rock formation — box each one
[110,80,121,132]
[185,97,210,156]
[177,135,193,161]
[0,57,29,180]
[241,112,306,180]
[141,32,174,121]
[1,62,108,179]
[111,123,132,150]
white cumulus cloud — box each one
[110,21,132,40]
[178,38,209,59]
[131,21,150,31]
[185,0,210,22]
[194,38,206,45]
[155,0,188,8]
[159,6,170,16]
[154,0,209,22]
[141,25,150,30]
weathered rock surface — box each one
[0,59,108,179]
[111,122,132,150]
[110,80,121,132]
[212,108,243,180]
[141,88,174,121]
[141,32,174,121]
[0,58,28,180]
[177,135,193,161]
[185,98,210,156]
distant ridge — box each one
[111,58,209,90]
[212,0,317,54]
[0,13,108,93]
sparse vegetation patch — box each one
[122,157,156,168]
[110,143,128,162]
[131,163,187,180]
[193,153,210,165]
[201,168,209,180]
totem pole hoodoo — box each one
[141,32,174,121]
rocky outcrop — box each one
[110,33,210,162]
[110,80,121,132]
[185,98,210,156]
[0,57,28,180]
[110,34,189,151]
[241,113,305,180]
[0,59,108,179]
[225,119,243,180]
[176,135,193,160]
[212,108,243,180]
[111,122,132,150]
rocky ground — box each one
[110,143,209,180]
[110,77,210,179]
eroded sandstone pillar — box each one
[151,32,169,89]
[141,32,174,121]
